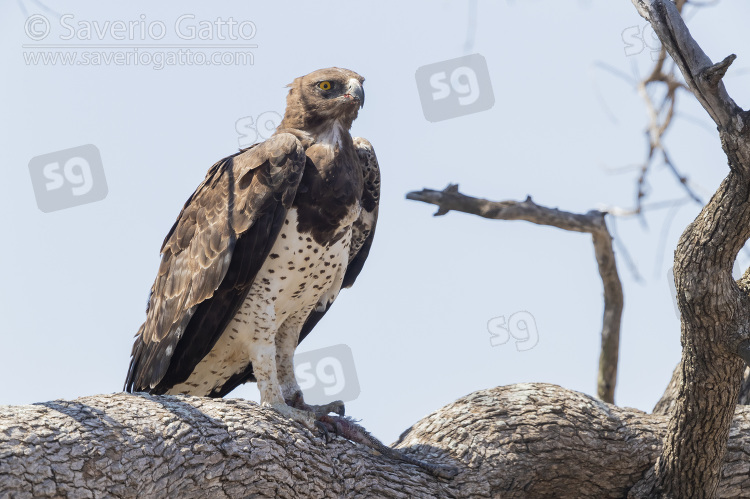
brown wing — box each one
[124,133,306,393]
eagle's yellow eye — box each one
[318,81,332,91]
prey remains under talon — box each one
[308,412,459,479]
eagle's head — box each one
[280,67,365,133]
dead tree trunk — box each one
[3,386,750,498]
[626,0,750,497]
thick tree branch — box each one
[628,0,750,497]
[406,186,623,403]
[654,270,750,416]
[4,385,750,498]
[657,366,750,416]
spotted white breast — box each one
[167,207,355,396]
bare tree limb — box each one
[631,0,741,127]
[406,186,623,404]
[598,0,718,220]
[634,46,702,213]
[627,0,750,497]
[4,385,750,498]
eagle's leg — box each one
[250,341,316,429]
[275,317,345,418]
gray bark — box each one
[657,366,750,416]
[3,385,750,498]
[654,270,750,416]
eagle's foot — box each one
[287,391,345,418]
[269,401,317,430]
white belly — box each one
[168,208,352,395]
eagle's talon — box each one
[312,400,345,418]
[285,391,305,409]
[333,401,346,417]
[287,392,345,418]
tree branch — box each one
[654,270,750,416]
[5,386,750,498]
[406,186,623,403]
[630,0,741,128]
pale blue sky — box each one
[2,1,749,444]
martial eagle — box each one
[124,67,380,429]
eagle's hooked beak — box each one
[346,79,365,108]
